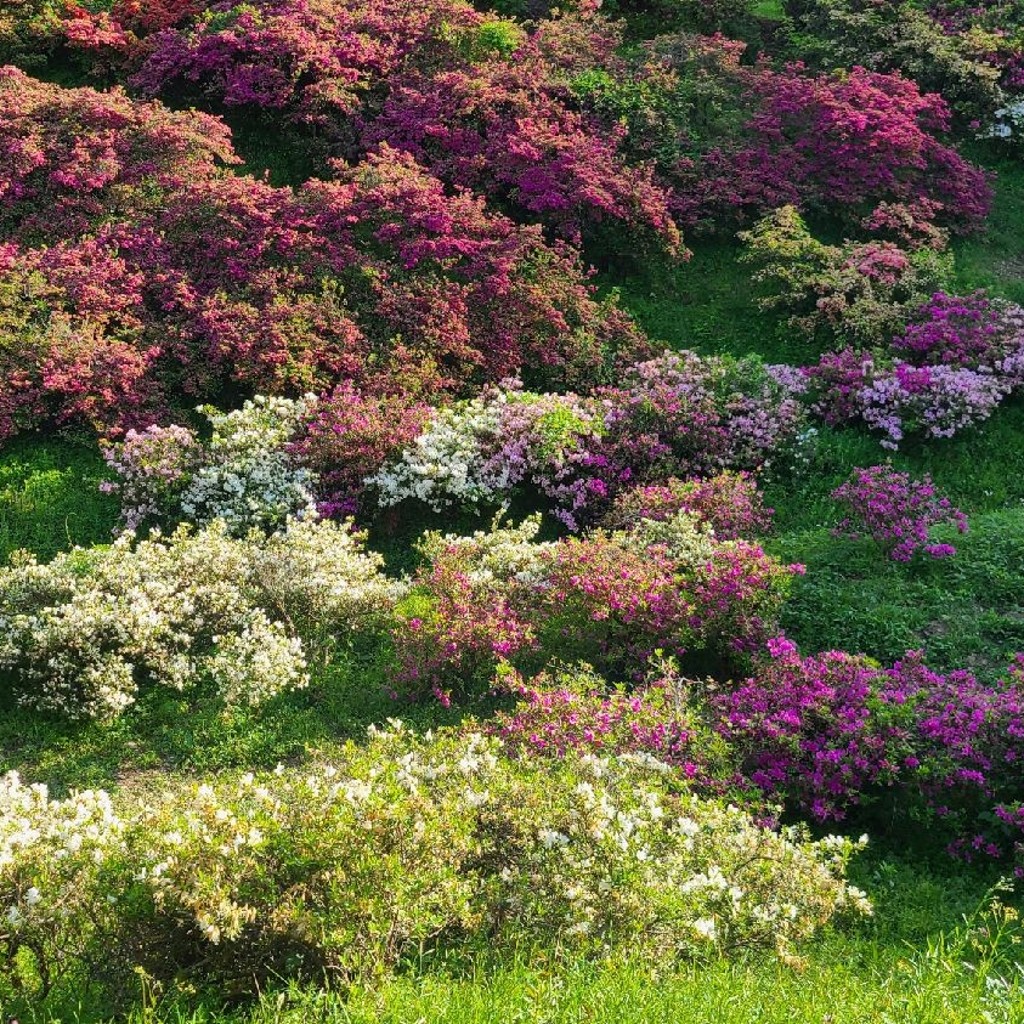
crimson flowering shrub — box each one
[0,143,645,441]
[731,63,990,231]
[607,35,991,234]
[0,69,239,245]
[831,465,968,561]
[783,0,1005,128]
[289,383,433,517]
[602,472,773,540]
[133,0,483,131]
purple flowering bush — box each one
[831,465,968,561]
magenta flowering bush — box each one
[485,639,1024,874]
[892,291,1024,368]
[831,465,968,562]
[0,67,239,246]
[390,515,800,701]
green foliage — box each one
[739,206,953,349]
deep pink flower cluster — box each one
[133,0,483,128]
[831,465,968,561]
[602,471,773,540]
[893,291,1024,368]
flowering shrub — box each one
[365,26,682,251]
[289,383,432,517]
[0,144,646,442]
[602,472,773,540]
[134,0,484,131]
[0,729,869,1000]
[803,345,1019,448]
[892,291,1024,369]
[831,465,968,561]
[716,642,1024,872]
[602,35,990,234]
[783,0,1004,127]
[371,354,804,530]
[0,518,401,720]
[99,423,202,532]
[102,395,318,534]
[739,206,954,347]
[0,68,238,245]
[391,514,799,700]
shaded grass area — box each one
[0,434,117,564]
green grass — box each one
[0,434,117,564]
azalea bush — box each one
[784,0,1004,127]
[831,465,968,562]
[0,131,646,441]
[371,353,804,529]
[601,472,773,540]
[804,349,1018,448]
[0,518,401,720]
[0,727,870,1004]
[0,67,238,246]
[391,514,800,700]
[717,641,1024,871]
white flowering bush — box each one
[103,395,319,535]
[0,727,869,1003]
[0,518,401,721]
[369,390,508,510]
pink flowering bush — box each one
[602,472,773,540]
[717,641,1024,872]
[892,291,1024,369]
[290,383,433,517]
[134,0,484,131]
[390,515,800,701]
[0,140,646,441]
[803,345,1020,448]
[364,26,682,252]
[832,465,968,562]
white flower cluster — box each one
[0,730,869,995]
[179,395,319,533]
[0,518,402,721]
[618,511,718,570]
[368,391,507,509]
[1,772,124,953]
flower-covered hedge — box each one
[0,726,870,1002]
